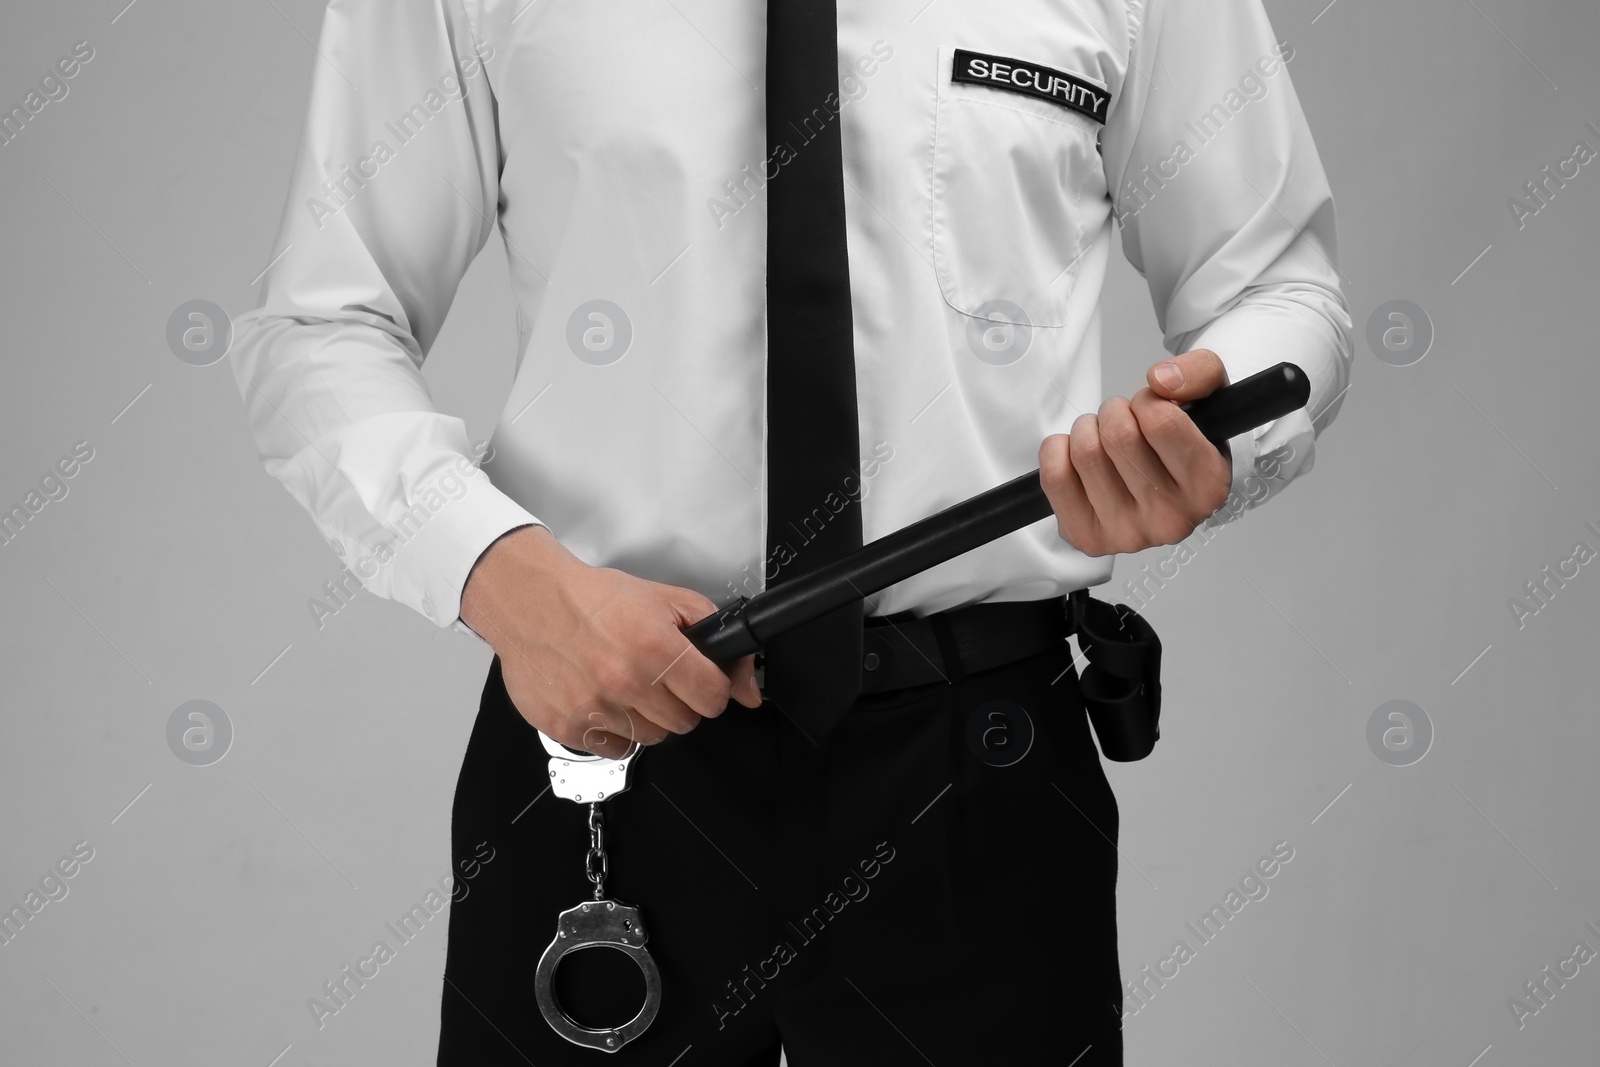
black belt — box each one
[858,595,1070,692]
[758,590,1165,762]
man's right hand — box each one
[459,525,762,758]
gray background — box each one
[2,1,1596,1065]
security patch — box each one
[950,49,1109,124]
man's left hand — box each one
[1039,349,1234,557]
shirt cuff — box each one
[1186,306,1333,529]
[453,616,493,645]
[380,466,545,632]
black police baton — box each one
[683,362,1310,663]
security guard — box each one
[232,0,1351,1062]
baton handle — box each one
[684,361,1310,665]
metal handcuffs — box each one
[534,732,661,1053]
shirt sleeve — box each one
[229,0,543,631]
[1101,0,1354,528]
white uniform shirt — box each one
[230,0,1353,636]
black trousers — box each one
[439,635,1124,1065]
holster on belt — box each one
[1069,589,1163,762]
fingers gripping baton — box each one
[683,362,1311,663]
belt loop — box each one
[1067,588,1088,635]
[928,611,968,686]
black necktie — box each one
[762,0,864,748]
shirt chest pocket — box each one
[930,45,1110,328]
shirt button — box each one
[328,538,344,556]
[421,597,435,619]
[862,652,881,671]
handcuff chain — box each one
[584,802,608,900]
